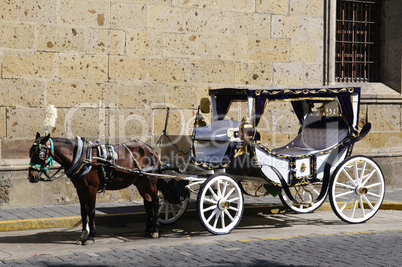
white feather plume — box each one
[43,105,57,133]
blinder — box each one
[29,138,54,173]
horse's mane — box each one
[51,137,76,147]
[53,137,73,143]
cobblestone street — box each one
[1,209,401,266]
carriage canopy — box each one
[208,87,361,134]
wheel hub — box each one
[218,200,230,210]
[356,185,368,195]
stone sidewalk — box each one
[0,189,401,232]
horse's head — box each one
[28,132,54,183]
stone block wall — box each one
[0,0,400,207]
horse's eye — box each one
[39,150,46,160]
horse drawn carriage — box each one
[28,86,385,243]
[157,87,385,234]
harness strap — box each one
[122,143,141,170]
[96,143,118,195]
[43,164,64,181]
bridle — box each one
[29,138,57,180]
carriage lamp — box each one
[240,117,253,140]
[195,113,207,127]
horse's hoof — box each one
[76,240,85,245]
[152,232,159,238]
[83,239,95,246]
[142,231,151,237]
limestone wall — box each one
[0,0,400,207]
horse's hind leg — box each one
[143,199,159,238]
[143,200,153,236]
[151,196,159,238]
[137,177,159,238]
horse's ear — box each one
[43,133,50,142]
[36,132,40,139]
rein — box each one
[43,165,65,181]
[29,136,159,182]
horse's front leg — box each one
[86,186,97,244]
[77,198,89,245]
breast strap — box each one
[65,137,93,179]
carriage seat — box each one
[272,116,349,157]
[194,120,241,142]
[193,120,241,164]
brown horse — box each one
[28,133,160,245]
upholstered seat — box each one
[273,116,349,156]
[194,120,241,142]
[193,120,241,163]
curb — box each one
[1,202,401,232]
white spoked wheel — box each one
[279,182,327,213]
[158,191,189,225]
[197,174,244,235]
[329,156,385,223]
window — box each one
[335,0,381,82]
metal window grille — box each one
[335,0,381,82]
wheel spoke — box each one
[335,189,354,199]
[216,180,222,198]
[227,196,240,203]
[342,168,357,187]
[366,182,382,189]
[222,181,228,198]
[362,194,375,210]
[228,206,239,212]
[350,198,358,218]
[208,185,219,201]
[335,181,355,190]
[168,203,176,217]
[223,187,236,200]
[158,202,165,215]
[164,203,170,220]
[203,205,216,212]
[203,196,217,205]
[224,209,235,221]
[354,161,359,183]
[213,211,220,228]
[359,161,367,184]
[359,196,366,217]
[340,193,356,212]
[361,170,376,186]
[206,208,218,223]
[220,211,225,229]
[366,191,381,198]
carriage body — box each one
[159,87,385,234]
[192,87,360,188]
[190,88,360,186]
